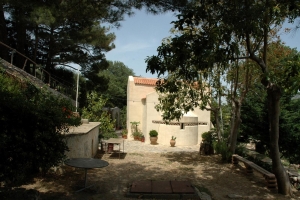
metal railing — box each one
[0,41,76,99]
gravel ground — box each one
[3,140,300,200]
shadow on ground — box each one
[1,151,298,200]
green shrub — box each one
[122,129,128,136]
[130,121,143,138]
[213,140,232,162]
[81,92,116,140]
[101,131,118,140]
[132,131,143,138]
[201,130,217,144]
[0,73,80,186]
[120,106,127,129]
[149,130,158,137]
[235,144,247,156]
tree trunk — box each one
[267,84,291,195]
[229,99,242,154]
[212,109,221,140]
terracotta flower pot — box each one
[170,139,176,147]
[150,137,158,145]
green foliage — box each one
[81,91,116,139]
[201,130,217,145]
[99,61,135,108]
[122,129,128,136]
[145,1,298,193]
[240,87,300,163]
[120,106,127,129]
[213,140,232,162]
[0,73,80,186]
[279,97,300,164]
[130,121,143,138]
[130,121,140,133]
[132,131,143,138]
[239,84,269,144]
[235,144,248,156]
[0,0,188,94]
[149,130,158,137]
[101,131,118,140]
[171,136,176,140]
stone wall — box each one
[64,122,100,158]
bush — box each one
[201,130,217,145]
[213,140,232,162]
[132,131,143,138]
[149,130,158,137]
[101,131,118,140]
[81,92,116,140]
[0,73,80,186]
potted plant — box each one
[130,121,142,140]
[170,136,176,147]
[140,134,145,142]
[122,129,128,139]
[149,130,158,145]
[132,131,141,140]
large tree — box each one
[0,0,192,103]
[146,1,300,195]
[99,61,135,108]
[0,0,190,71]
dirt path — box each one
[3,151,300,200]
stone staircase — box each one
[0,58,76,106]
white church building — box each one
[127,76,212,146]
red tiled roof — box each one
[133,77,158,86]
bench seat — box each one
[232,154,277,188]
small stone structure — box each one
[64,122,100,158]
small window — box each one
[180,123,184,129]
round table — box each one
[65,158,109,192]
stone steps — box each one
[0,58,76,106]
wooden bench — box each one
[232,154,277,188]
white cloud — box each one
[121,42,152,52]
[109,39,158,54]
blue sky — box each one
[105,9,300,78]
[105,9,176,78]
